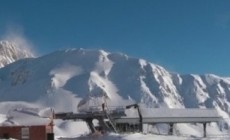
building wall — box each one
[29,126,46,140]
[0,125,52,140]
[0,126,21,139]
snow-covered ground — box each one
[56,133,230,140]
[0,103,229,140]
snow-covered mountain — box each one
[0,41,34,68]
[0,48,230,138]
[0,48,229,111]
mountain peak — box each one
[0,40,34,67]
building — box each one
[0,107,55,140]
[0,125,54,140]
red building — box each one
[0,125,54,140]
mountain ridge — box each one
[0,40,34,68]
[0,48,229,113]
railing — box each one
[80,106,125,115]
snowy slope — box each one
[0,40,34,68]
[0,48,230,138]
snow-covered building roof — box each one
[116,108,221,124]
[0,107,52,126]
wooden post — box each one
[203,123,207,137]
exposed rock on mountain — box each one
[0,41,34,68]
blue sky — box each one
[0,0,230,76]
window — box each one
[21,127,29,140]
